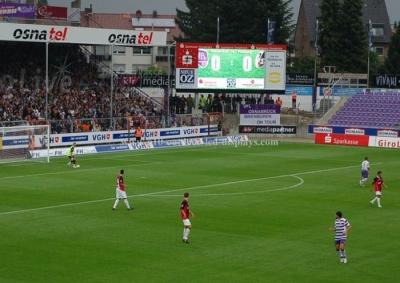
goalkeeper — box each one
[66,143,79,168]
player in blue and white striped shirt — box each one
[330,211,352,263]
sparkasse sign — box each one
[0,22,167,46]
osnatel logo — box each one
[108,32,153,45]
[13,27,68,41]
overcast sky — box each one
[49,0,399,24]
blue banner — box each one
[153,140,182,148]
[95,144,130,153]
[200,127,219,134]
[286,85,313,96]
[2,138,29,146]
[62,135,88,142]
[159,130,180,137]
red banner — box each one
[176,42,199,68]
[315,133,369,147]
[36,5,67,20]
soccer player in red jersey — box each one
[112,169,132,210]
[370,171,387,208]
[180,192,193,243]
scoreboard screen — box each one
[175,43,287,92]
[197,48,265,90]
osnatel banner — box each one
[0,22,167,46]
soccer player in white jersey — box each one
[112,169,132,210]
[330,211,352,263]
[359,157,370,186]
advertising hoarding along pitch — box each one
[175,42,286,91]
[315,133,369,147]
[239,125,296,134]
[0,22,167,46]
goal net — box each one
[0,125,50,164]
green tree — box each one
[369,51,384,81]
[176,0,293,44]
[384,24,400,74]
[340,0,367,72]
[287,56,316,74]
[319,0,341,66]
[319,0,342,68]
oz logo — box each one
[179,69,195,84]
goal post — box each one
[0,124,50,164]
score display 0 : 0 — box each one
[210,55,259,72]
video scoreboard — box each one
[175,43,287,92]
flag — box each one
[267,19,276,44]
[368,19,373,50]
[314,19,319,55]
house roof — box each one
[298,0,391,44]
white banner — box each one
[30,146,97,159]
[369,136,400,149]
[176,68,198,89]
[239,114,281,126]
[0,22,167,46]
[265,51,286,91]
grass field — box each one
[0,142,399,283]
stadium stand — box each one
[329,92,400,128]
[0,42,164,133]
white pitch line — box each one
[146,175,304,197]
[0,164,360,216]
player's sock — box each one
[336,249,340,257]
[370,197,377,204]
[183,228,187,240]
[377,198,381,207]
[341,250,347,263]
[186,228,191,241]
[124,199,131,209]
[113,199,119,209]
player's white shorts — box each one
[116,188,127,199]
[375,191,382,196]
[182,219,191,226]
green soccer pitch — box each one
[0,143,399,283]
